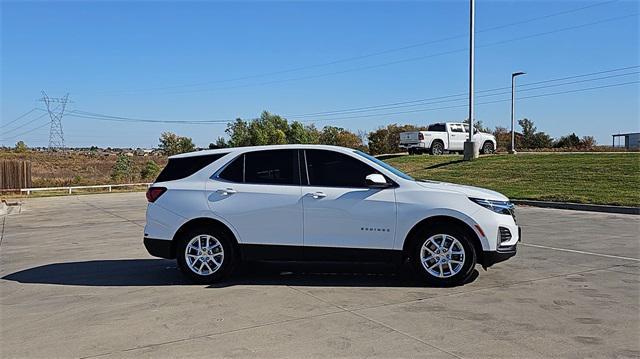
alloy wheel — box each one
[420,234,465,278]
[185,234,224,276]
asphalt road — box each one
[1,192,638,358]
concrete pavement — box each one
[1,192,638,358]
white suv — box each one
[144,145,519,285]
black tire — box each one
[430,141,444,155]
[176,227,236,284]
[408,148,415,155]
[409,224,476,286]
[481,141,495,154]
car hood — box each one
[415,180,509,201]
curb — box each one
[512,200,639,215]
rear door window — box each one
[218,150,300,185]
[244,149,299,185]
[156,153,228,182]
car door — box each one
[448,123,466,151]
[301,149,397,257]
[206,149,303,254]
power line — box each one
[0,122,52,141]
[104,0,619,95]
[67,110,233,124]
[285,66,639,118]
[2,111,49,135]
[66,78,638,126]
[288,81,640,123]
[1,108,38,128]
[147,13,638,95]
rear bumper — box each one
[144,237,175,259]
[399,143,426,149]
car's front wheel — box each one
[176,228,235,284]
[410,226,476,286]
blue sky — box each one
[1,0,638,148]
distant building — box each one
[612,132,640,149]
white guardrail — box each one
[19,183,152,195]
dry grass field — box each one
[0,151,167,187]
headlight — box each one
[469,197,515,216]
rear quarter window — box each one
[155,153,228,182]
[427,123,446,132]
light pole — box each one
[463,0,478,161]
[509,71,526,154]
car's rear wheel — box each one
[481,141,495,154]
[430,141,444,155]
[410,225,476,286]
[176,228,235,284]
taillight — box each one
[146,187,167,203]
[418,133,424,140]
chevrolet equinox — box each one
[144,145,519,285]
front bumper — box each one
[482,244,517,267]
[144,237,175,259]
[481,226,521,267]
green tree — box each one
[225,118,251,147]
[319,126,364,149]
[248,111,289,145]
[287,121,320,144]
[367,124,426,155]
[209,137,228,149]
[554,133,581,148]
[518,118,553,149]
[367,127,390,155]
[159,132,195,156]
[111,154,135,182]
[140,160,161,180]
[14,141,27,153]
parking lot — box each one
[1,192,638,358]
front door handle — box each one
[308,191,327,199]
[216,188,237,196]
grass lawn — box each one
[384,153,640,207]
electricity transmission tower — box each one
[40,91,70,151]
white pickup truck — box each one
[399,122,496,155]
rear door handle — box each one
[217,188,237,196]
[307,191,326,199]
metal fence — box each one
[18,183,152,195]
[0,160,32,190]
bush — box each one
[111,154,135,182]
[367,124,426,155]
[140,160,161,180]
[555,133,597,150]
[14,141,27,153]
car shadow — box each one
[2,259,478,288]
[375,154,407,161]
[423,159,466,170]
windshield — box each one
[354,150,414,181]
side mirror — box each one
[365,173,390,188]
